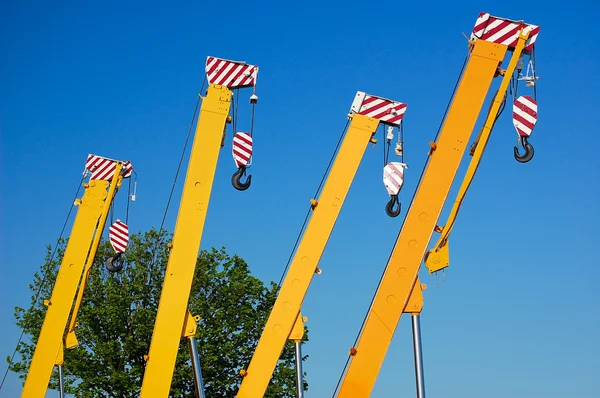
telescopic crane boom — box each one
[336,12,540,397]
[236,92,409,398]
[22,154,134,397]
[139,56,259,398]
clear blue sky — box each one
[1,1,599,397]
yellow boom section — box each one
[139,83,232,397]
[22,168,122,397]
[337,39,511,397]
[236,114,380,398]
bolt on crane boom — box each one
[336,12,540,397]
[22,155,134,398]
[236,91,409,398]
[139,56,259,398]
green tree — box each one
[8,229,308,397]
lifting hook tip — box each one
[106,252,124,273]
[385,195,401,218]
[514,136,534,163]
[232,166,252,191]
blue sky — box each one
[1,1,599,397]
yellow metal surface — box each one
[22,171,121,397]
[424,241,449,274]
[425,31,529,274]
[54,344,64,367]
[289,313,306,342]
[182,312,200,338]
[139,84,232,397]
[337,39,509,397]
[66,169,124,349]
[237,114,379,398]
[404,279,424,314]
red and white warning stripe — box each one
[383,162,407,196]
[232,132,253,167]
[513,95,538,137]
[205,56,258,89]
[109,220,129,254]
[350,92,407,126]
[471,12,540,52]
[86,154,133,181]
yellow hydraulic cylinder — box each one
[337,39,511,397]
[237,114,380,398]
[139,84,232,397]
[22,167,122,397]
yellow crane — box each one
[139,56,259,398]
[237,91,409,398]
[335,12,540,397]
[22,154,134,397]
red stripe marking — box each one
[525,26,540,50]
[216,62,239,86]
[229,65,248,86]
[371,108,394,120]
[93,160,114,180]
[360,100,390,116]
[495,25,521,46]
[481,20,512,41]
[111,223,128,235]
[205,57,220,78]
[241,66,257,86]
[362,96,380,105]
[235,133,252,146]
[110,236,128,247]
[513,112,535,130]
[233,149,251,161]
[514,103,537,119]
[384,171,401,189]
[473,13,490,34]
[387,115,403,124]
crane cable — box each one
[332,48,471,396]
[0,176,85,392]
[277,119,351,287]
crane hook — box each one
[106,252,125,273]
[385,195,401,218]
[514,136,534,163]
[232,165,252,191]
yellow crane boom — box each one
[336,12,540,397]
[237,91,409,398]
[22,155,133,397]
[139,56,259,397]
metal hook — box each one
[106,252,125,273]
[385,195,401,218]
[232,165,252,191]
[514,136,534,163]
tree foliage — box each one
[9,229,308,397]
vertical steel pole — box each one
[57,365,65,398]
[294,341,304,398]
[188,337,206,398]
[411,314,426,398]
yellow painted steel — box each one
[139,84,232,397]
[337,39,515,397]
[22,166,123,398]
[237,114,380,398]
[66,166,125,349]
[404,278,425,315]
[289,313,307,342]
[425,31,530,274]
